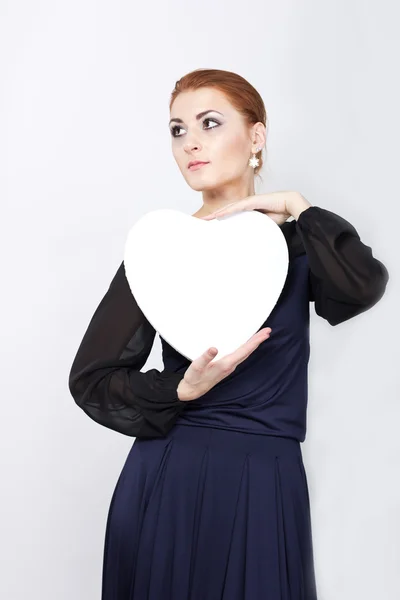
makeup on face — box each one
[169,110,224,138]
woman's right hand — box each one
[177,327,272,402]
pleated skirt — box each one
[101,424,318,600]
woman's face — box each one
[169,87,260,192]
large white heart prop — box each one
[124,209,289,362]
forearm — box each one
[294,204,389,324]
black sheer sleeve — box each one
[68,260,187,438]
[295,206,389,326]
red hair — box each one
[169,68,268,178]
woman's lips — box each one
[188,162,209,171]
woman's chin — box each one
[185,177,215,192]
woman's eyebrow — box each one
[169,109,224,126]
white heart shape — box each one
[124,209,289,362]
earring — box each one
[249,146,262,169]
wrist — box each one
[288,193,313,221]
[177,380,194,402]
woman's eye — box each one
[170,118,220,138]
[171,125,184,137]
[203,117,220,130]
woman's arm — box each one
[68,261,187,438]
[294,205,389,326]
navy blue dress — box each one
[69,206,389,599]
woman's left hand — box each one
[200,191,312,225]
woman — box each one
[68,68,389,599]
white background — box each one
[1,1,399,598]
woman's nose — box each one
[183,138,201,153]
